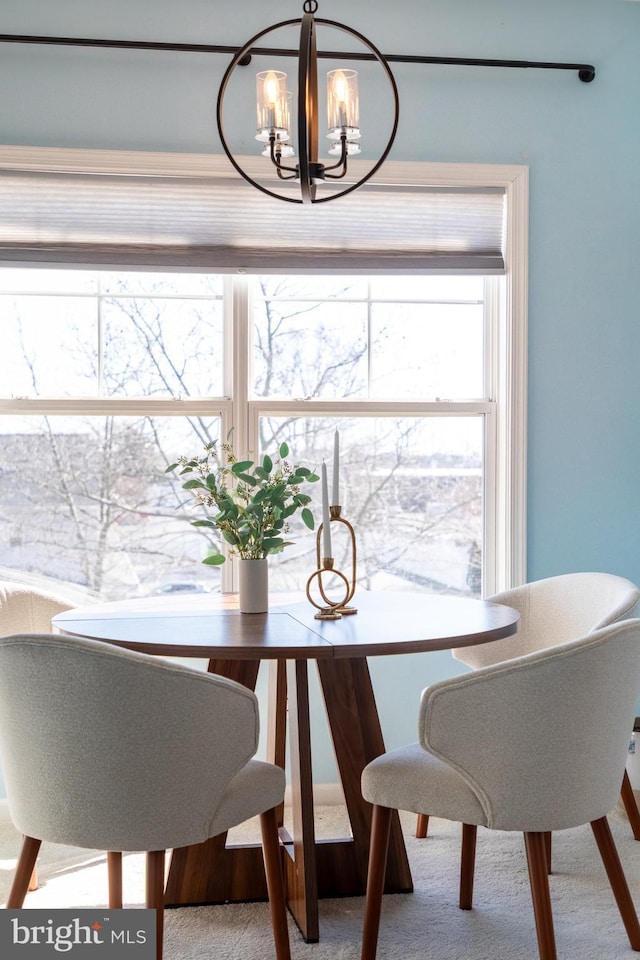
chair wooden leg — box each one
[620,770,640,841]
[260,807,291,960]
[107,852,123,909]
[416,813,429,838]
[459,823,477,910]
[24,834,38,891]
[524,831,557,960]
[361,805,392,960]
[7,836,41,908]
[544,831,552,874]
[145,850,166,960]
[591,816,640,950]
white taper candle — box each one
[321,461,332,558]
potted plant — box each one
[166,437,319,612]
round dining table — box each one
[53,589,519,943]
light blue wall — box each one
[1,0,639,787]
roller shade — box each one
[0,147,506,274]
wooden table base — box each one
[163,655,412,942]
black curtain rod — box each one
[0,33,596,81]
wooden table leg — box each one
[316,657,413,898]
[267,659,287,828]
[164,658,267,906]
[280,659,319,942]
[164,653,412,940]
[270,656,413,939]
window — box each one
[0,147,527,601]
[249,275,489,596]
[0,265,523,601]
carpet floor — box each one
[1,805,639,959]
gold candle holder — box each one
[306,557,350,620]
[309,506,358,616]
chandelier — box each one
[216,0,399,204]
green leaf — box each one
[202,553,225,566]
[279,441,289,458]
[218,499,239,520]
[265,539,294,555]
[182,478,206,489]
[301,507,315,530]
[190,519,217,529]
[236,473,259,486]
[165,462,179,473]
[262,537,285,553]
[222,530,240,545]
[262,454,273,474]
[231,460,254,475]
[281,504,297,518]
[236,528,251,547]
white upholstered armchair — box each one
[0,579,75,891]
[453,572,640,668]
[0,632,290,960]
[361,618,640,960]
[0,579,73,634]
[417,573,640,889]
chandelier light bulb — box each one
[264,71,280,107]
[256,70,290,142]
[327,68,360,142]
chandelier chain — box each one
[303,1,319,14]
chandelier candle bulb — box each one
[321,461,332,558]
[255,70,289,141]
[327,69,360,139]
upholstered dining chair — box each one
[0,578,73,634]
[0,579,74,891]
[361,619,640,960]
[417,573,640,862]
[0,633,291,960]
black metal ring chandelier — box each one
[216,0,400,204]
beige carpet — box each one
[1,805,640,960]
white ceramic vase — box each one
[238,558,269,614]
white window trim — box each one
[0,146,528,595]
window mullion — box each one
[229,274,251,455]
[225,274,252,594]
[97,272,104,395]
[482,276,498,596]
